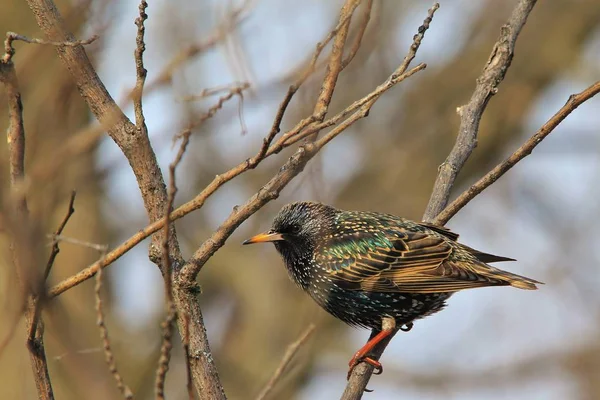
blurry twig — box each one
[434,81,600,225]
[28,191,77,344]
[3,31,97,63]
[43,191,76,280]
[53,347,102,361]
[180,82,250,101]
[423,0,538,221]
[139,0,254,98]
[256,324,315,400]
[341,0,373,70]
[1,42,54,400]
[177,82,250,139]
[48,235,108,253]
[95,258,133,399]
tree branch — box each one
[423,0,538,221]
[24,0,177,261]
[95,256,133,399]
[433,80,600,225]
[1,39,54,400]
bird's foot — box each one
[347,355,383,380]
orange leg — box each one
[347,329,392,380]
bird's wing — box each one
[317,228,515,294]
[417,222,515,263]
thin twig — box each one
[155,119,192,400]
[423,0,538,222]
[311,0,358,122]
[43,191,76,280]
[95,258,134,399]
[255,324,315,400]
[176,83,250,140]
[133,0,148,130]
[340,0,373,70]
[1,42,54,400]
[48,234,108,252]
[28,191,77,343]
[255,1,361,161]
[434,81,600,225]
[3,31,97,63]
[53,347,103,361]
[180,82,250,101]
[139,0,254,98]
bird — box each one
[243,201,541,379]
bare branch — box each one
[178,83,251,138]
[24,0,176,260]
[256,324,316,400]
[180,82,250,102]
[48,234,108,253]
[133,0,148,130]
[3,31,97,63]
[28,191,77,345]
[434,80,600,225]
[340,0,373,70]
[1,43,54,400]
[95,261,134,399]
[43,191,76,280]
[423,0,538,222]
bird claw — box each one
[347,356,383,380]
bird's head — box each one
[243,201,336,256]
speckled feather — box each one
[264,202,540,330]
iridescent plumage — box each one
[244,201,541,375]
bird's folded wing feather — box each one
[317,229,511,293]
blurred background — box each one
[1,0,600,399]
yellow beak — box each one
[242,231,284,245]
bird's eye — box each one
[290,224,302,234]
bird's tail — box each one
[487,267,542,290]
[464,245,542,290]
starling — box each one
[243,202,541,378]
